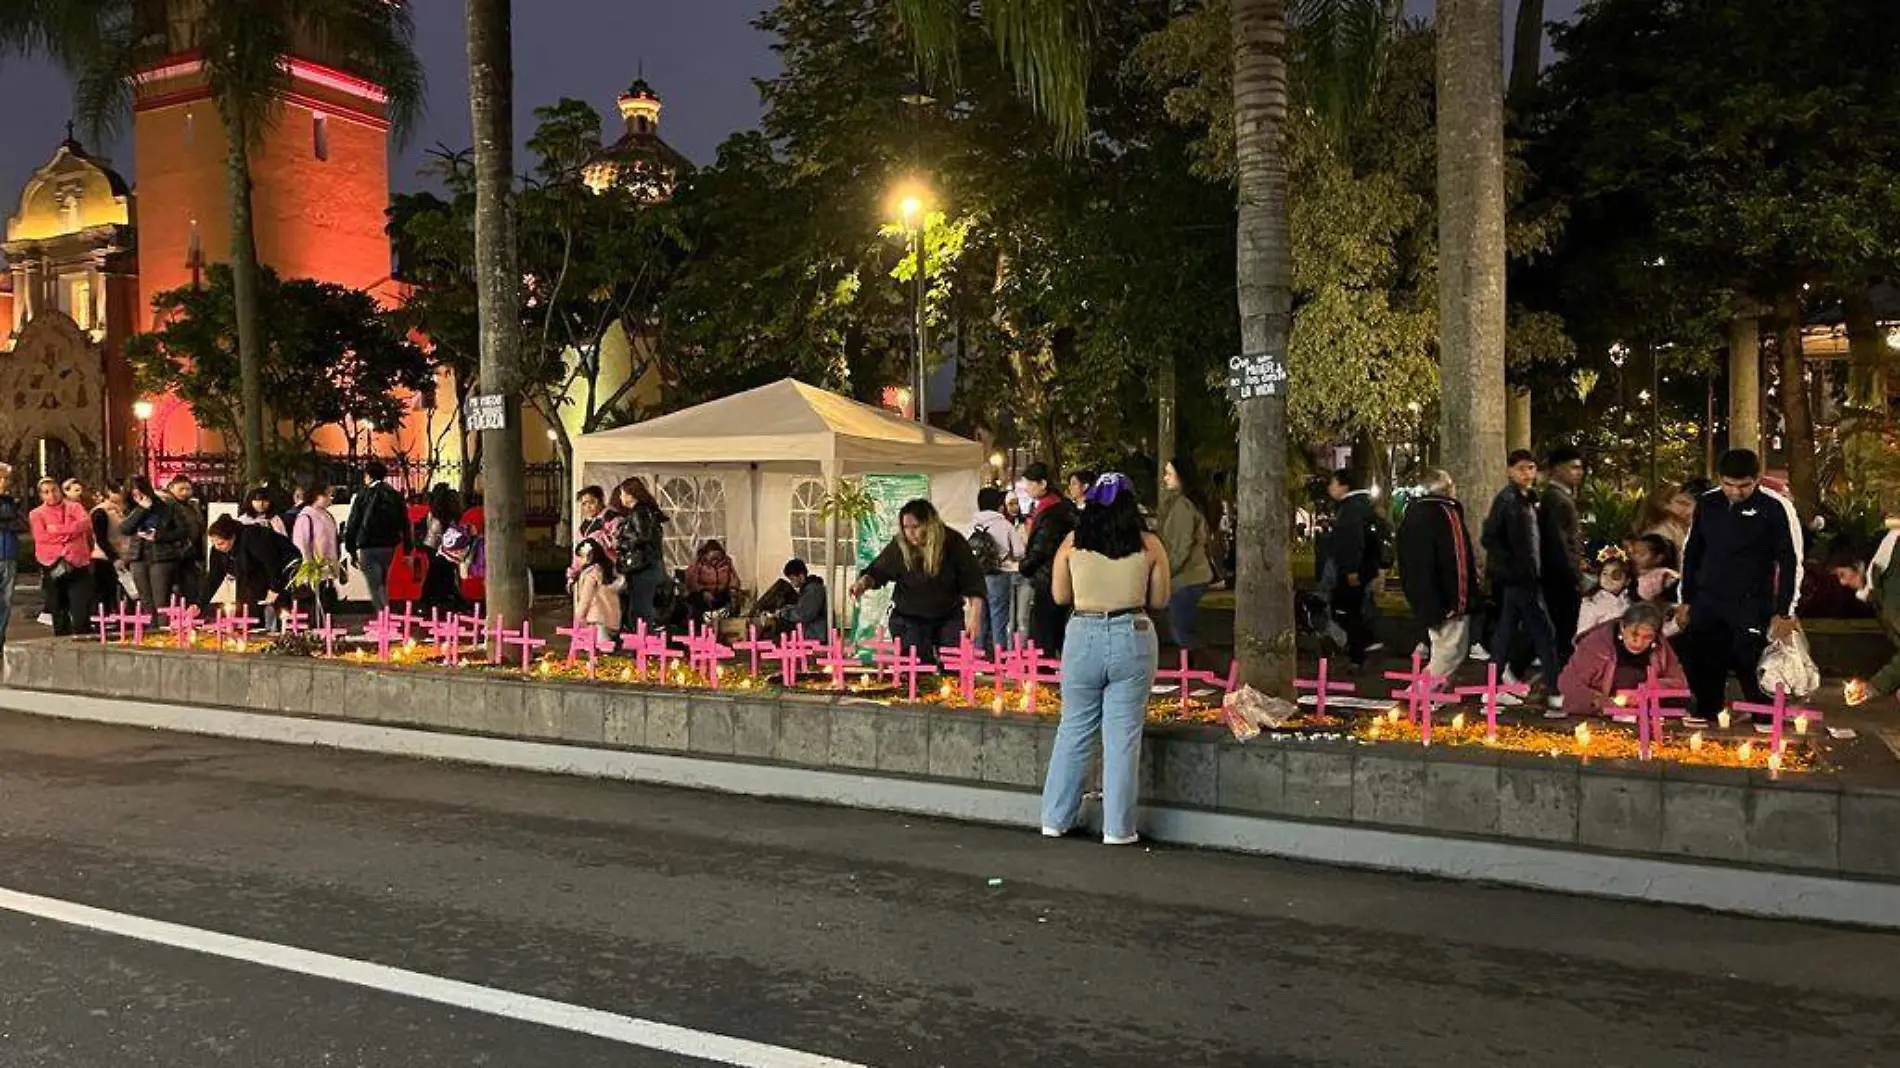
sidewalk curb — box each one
[4,688,1897,930]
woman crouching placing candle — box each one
[1555,602,1686,717]
[1829,528,1900,708]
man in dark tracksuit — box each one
[1539,446,1585,670]
[1679,449,1802,721]
[1482,450,1560,691]
[1326,469,1384,668]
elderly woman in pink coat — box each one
[1556,601,1687,717]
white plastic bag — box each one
[1222,686,1299,741]
[1757,628,1821,698]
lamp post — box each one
[132,400,154,483]
[891,184,931,427]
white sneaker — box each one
[1103,833,1140,846]
[1041,827,1065,839]
[1468,643,1490,662]
[1502,668,1522,688]
[1494,691,1524,707]
[1546,694,1564,711]
[36,612,52,627]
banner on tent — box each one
[851,473,931,649]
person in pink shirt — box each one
[29,477,96,635]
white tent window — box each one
[789,477,841,568]
[658,475,726,570]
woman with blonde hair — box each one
[850,499,985,665]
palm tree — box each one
[1436,0,1508,522]
[465,0,530,632]
[30,1,421,484]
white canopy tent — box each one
[570,379,986,615]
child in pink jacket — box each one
[570,537,623,642]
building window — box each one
[312,113,329,161]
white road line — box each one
[0,886,869,1068]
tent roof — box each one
[571,378,984,471]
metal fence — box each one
[147,452,566,523]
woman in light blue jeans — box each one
[1040,473,1171,846]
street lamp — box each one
[888,181,933,426]
[132,399,154,483]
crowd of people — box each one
[1356,446,1890,722]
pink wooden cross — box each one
[1620,663,1692,760]
[1386,653,1456,744]
[883,647,940,702]
[1733,684,1821,755]
[937,633,994,707]
[1456,662,1530,741]
[311,623,348,658]
[121,607,153,645]
[391,604,427,643]
[426,614,460,664]
[226,607,259,647]
[90,605,115,645]
[361,610,401,662]
[817,633,856,691]
[1153,651,1235,718]
[618,621,659,677]
[279,603,309,637]
[1295,657,1360,720]
[865,637,906,687]
[682,626,736,688]
[457,612,487,662]
[161,600,200,648]
[733,625,776,679]
[556,624,602,678]
[1017,641,1064,714]
[774,632,821,684]
[502,625,548,674]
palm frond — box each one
[294,0,427,144]
[893,0,1095,151]
[1292,0,1395,144]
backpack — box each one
[969,525,1005,575]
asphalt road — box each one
[0,712,1897,1067]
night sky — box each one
[0,0,1579,229]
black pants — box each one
[1682,613,1769,717]
[1544,579,1582,672]
[891,612,963,668]
[46,566,95,637]
[1331,581,1374,665]
[1028,585,1070,656]
[1490,583,1559,682]
[685,590,734,618]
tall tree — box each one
[31,0,421,484]
[1435,0,1507,522]
[466,0,529,629]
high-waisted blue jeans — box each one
[1040,612,1159,841]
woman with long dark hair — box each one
[1157,454,1214,659]
[419,485,467,612]
[119,475,192,615]
[1040,473,1171,846]
[613,476,669,630]
[850,499,986,665]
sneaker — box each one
[1103,833,1140,846]
[36,612,52,627]
[1494,691,1524,708]
[1468,643,1490,662]
[1041,827,1066,839]
[1546,694,1564,711]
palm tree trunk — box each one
[1508,0,1544,102]
[1773,294,1819,518]
[1230,0,1296,694]
[1727,314,1762,454]
[223,104,267,484]
[1436,0,1508,529]
[467,0,530,630]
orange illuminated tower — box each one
[131,37,396,326]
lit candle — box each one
[1574,723,1591,747]
[1450,712,1466,731]
[619,667,633,682]
[1689,731,1704,752]
[1612,693,1629,708]
[1369,722,1383,739]
[1386,707,1402,724]
[404,639,416,652]
[1793,714,1809,735]
[1737,741,1754,762]
[1717,709,1731,730]
[1767,751,1783,774]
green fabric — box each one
[1157,492,1213,588]
[1870,565,1900,695]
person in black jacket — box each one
[1326,469,1384,668]
[165,476,208,605]
[776,558,830,642]
[611,476,670,631]
[1678,449,1802,721]
[1482,450,1560,696]
[120,476,193,614]
[202,515,302,627]
[1397,470,1482,681]
[851,499,985,666]
[1540,446,1586,667]
[1018,462,1080,654]
[343,461,410,612]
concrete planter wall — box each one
[6,639,1895,885]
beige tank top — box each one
[1070,549,1150,613]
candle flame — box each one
[1717,709,1731,730]
[1612,693,1629,707]
[1450,712,1466,731]
[619,667,633,682]
[1689,731,1703,752]
[1738,741,1754,762]
[1386,707,1402,723]
[1767,751,1783,773]
[1793,714,1809,735]
[1574,723,1591,746]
